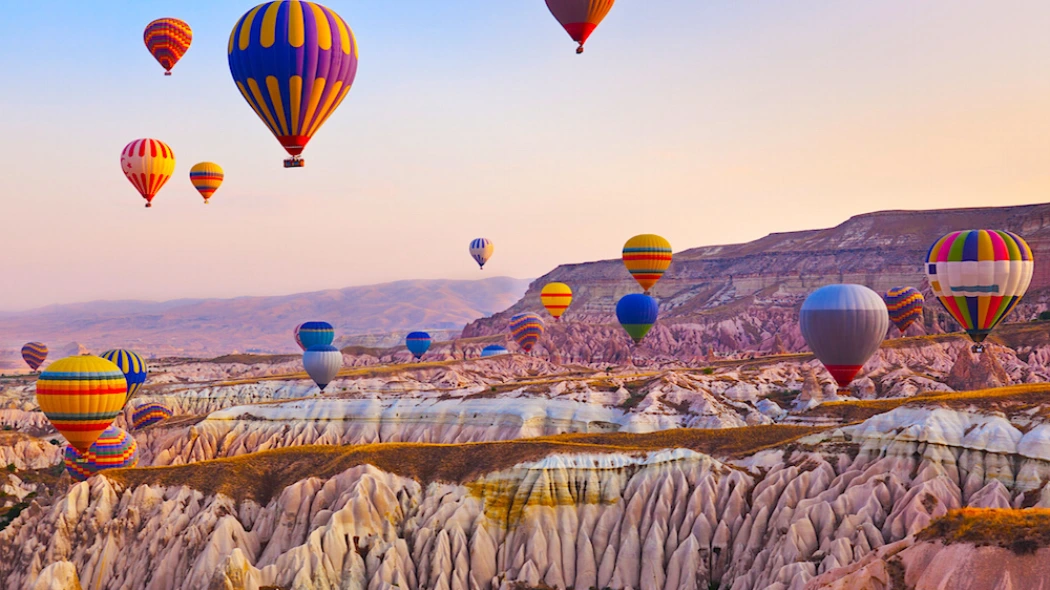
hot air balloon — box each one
[121,139,175,208]
[296,321,335,350]
[470,238,494,269]
[228,1,359,168]
[509,313,545,353]
[189,162,224,204]
[406,332,432,361]
[622,234,672,294]
[21,342,48,372]
[481,345,508,358]
[926,230,1034,352]
[63,425,138,482]
[541,282,573,320]
[37,356,127,453]
[884,287,924,335]
[131,402,173,431]
[616,293,659,344]
[144,18,192,75]
[99,350,148,408]
[303,344,342,391]
[545,0,616,54]
[800,284,889,392]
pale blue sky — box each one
[0,1,1047,309]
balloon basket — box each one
[145,202,152,208]
[284,157,305,168]
[576,45,584,54]
[164,71,172,76]
[972,344,985,354]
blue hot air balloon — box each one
[481,345,509,358]
[406,332,432,360]
[296,321,335,350]
[616,294,659,344]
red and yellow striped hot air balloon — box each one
[144,18,193,75]
[121,139,175,208]
[189,162,224,204]
[545,0,616,54]
[36,356,127,454]
[541,282,573,320]
[622,234,672,294]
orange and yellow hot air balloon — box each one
[545,0,616,54]
[121,139,175,208]
[36,356,128,454]
[541,282,573,320]
[144,18,193,75]
[189,162,224,204]
[622,234,672,294]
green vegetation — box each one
[918,508,1050,554]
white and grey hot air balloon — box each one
[303,345,343,392]
[799,284,889,392]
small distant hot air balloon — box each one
[541,282,573,320]
[800,284,889,392]
[144,18,192,75]
[21,342,48,372]
[131,402,173,431]
[189,162,224,204]
[63,425,138,482]
[926,230,1034,353]
[121,139,175,208]
[623,235,672,294]
[616,293,659,345]
[884,287,924,335]
[545,0,616,54]
[509,313,545,353]
[37,356,127,453]
[470,238,494,270]
[406,332,432,361]
[481,345,509,358]
[228,1,359,168]
[99,350,148,408]
[296,321,335,350]
[303,345,342,392]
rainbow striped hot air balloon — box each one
[228,1,359,168]
[622,234,672,294]
[21,342,48,372]
[925,230,1034,352]
[37,356,127,453]
[131,402,173,431]
[63,425,138,482]
[144,18,192,75]
[470,238,494,270]
[406,332,432,361]
[189,162,224,204]
[121,139,175,208]
[295,321,335,350]
[99,350,148,408]
[545,0,616,54]
[616,294,659,345]
[509,313,545,353]
[884,287,924,335]
[541,282,573,321]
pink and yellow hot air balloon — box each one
[545,0,616,54]
[144,18,192,75]
[121,139,175,208]
[189,162,224,204]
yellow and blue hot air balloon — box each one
[622,234,672,294]
[228,1,359,168]
[189,162,224,204]
[21,342,48,372]
[541,282,572,321]
[884,287,924,335]
[470,238,494,270]
[925,230,1034,352]
[36,356,127,453]
[99,349,148,408]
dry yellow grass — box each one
[806,383,1050,422]
[104,425,825,505]
[917,508,1050,554]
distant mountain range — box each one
[0,277,530,363]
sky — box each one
[0,0,1047,310]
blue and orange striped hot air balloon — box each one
[144,18,192,75]
[21,342,48,372]
[545,0,616,54]
[925,230,1034,352]
[884,287,924,335]
[99,349,148,408]
[509,313,545,353]
[189,162,224,204]
[228,1,359,168]
[131,402,173,431]
[63,425,138,482]
[37,356,127,453]
[622,234,672,294]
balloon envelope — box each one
[470,238,494,269]
[616,294,659,344]
[622,234,672,294]
[541,282,573,320]
[884,287,924,334]
[481,345,508,358]
[121,139,175,207]
[509,313,544,353]
[406,332,432,360]
[144,18,192,75]
[99,349,148,408]
[37,356,127,453]
[64,425,138,482]
[925,230,1034,344]
[296,321,334,350]
[800,284,889,389]
[303,345,342,391]
[131,402,173,431]
[545,0,616,53]
[189,162,224,203]
[21,342,48,371]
